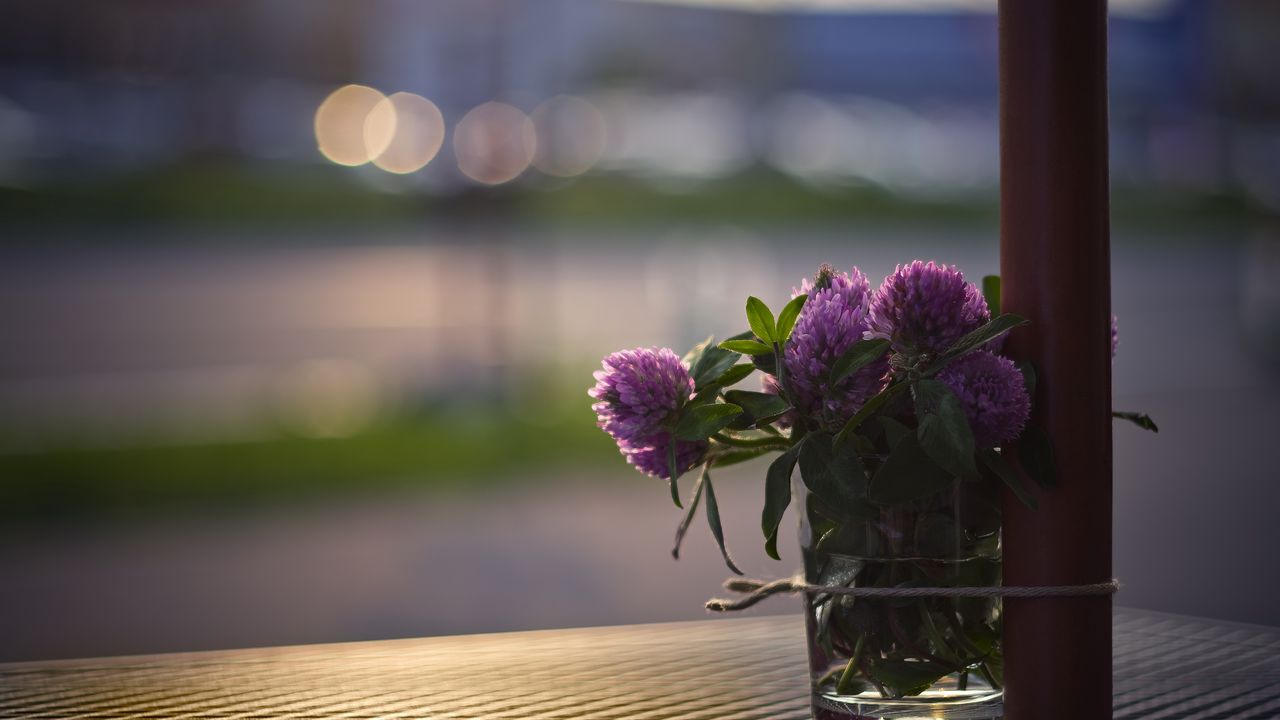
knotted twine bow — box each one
[706,575,1120,612]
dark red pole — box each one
[999,0,1112,718]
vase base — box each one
[812,688,1003,720]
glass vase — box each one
[797,469,1004,720]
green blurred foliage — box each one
[0,410,619,525]
[0,163,1263,232]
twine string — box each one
[706,575,1120,612]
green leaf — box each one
[761,448,797,560]
[673,403,743,441]
[816,522,880,557]
[965,619,1001,656]
[691,364,755,403]
[955,471,1003,538]
[835,678,869,696]
[745,296,777,344]
[982,275,1001,315]
[1017,422,1056,487]
[709,430,789,450]
[775,294,808,342]
[713,363,756,388]
[683,336,741,390]
[751,349,778,375]
[879,416,911,449]
[912,513,960,557]
[1113,411,1159,433]
[724,390,791,429]
[702,470,742,575]
[913,379,977,479]
[797,432,869,511]
[709,447,773,468]
[869,433,954,504]
[979,448,1037,510]
[813,545,862,590]
[834,382,907,447]
[933,313,1029,367]
[670,468,706,558]
[869,659,952,698]
[830,338,891,387]
[764,527,780,564]
[850,432,877,457]
[718,339,773,355]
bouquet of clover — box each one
[590,261,1155,707]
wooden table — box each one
[3,608,1278,718]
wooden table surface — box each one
[2,608,1278,719]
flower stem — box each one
[977,661,1002,691]
[774,343,787,394]
[889,605,959,671]
[835,633,866,696]
[918,604,969,669]
[943,607,987,661]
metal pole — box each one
[998,0,1113,718]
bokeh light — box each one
[531,95,607,178]
[595,92,749,180]
[362,95,398,165]
[371,92,446,175]
[315,84,393,167]
[453,102,537,185]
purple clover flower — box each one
[937,350,1031,448]
[620,433,709,480]
[1112,314,1119,360]
[867,261,990,356]
[589,347,694,442]
[589,347,706,478]
[777,265,890,430]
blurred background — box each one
[2,0,1278,662]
